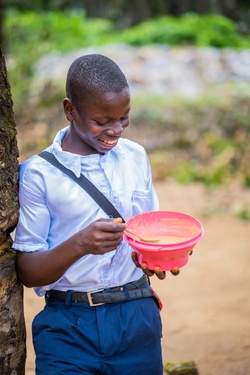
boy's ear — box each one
[63,98,74,121]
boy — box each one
[13,54,165,375]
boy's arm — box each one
[16,219,126,288]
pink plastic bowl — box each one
[123,211,204,271]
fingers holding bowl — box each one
[170,267,180,276]
[132,251,166,279]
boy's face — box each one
[63,87,130,155]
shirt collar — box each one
[51,126,82,177]
[49,126,126,178]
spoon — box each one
[124,229,159,243]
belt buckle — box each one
[87,289,105,306]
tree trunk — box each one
[0,0,3,49]
[0,47,26,374]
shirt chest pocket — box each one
[131,189,151,216]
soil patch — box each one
[23,180,250,375]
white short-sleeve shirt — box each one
[13,126,159,296]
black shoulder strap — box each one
[39,151,125,222]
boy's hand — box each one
[131,251,180,279]
[76,217,126,256]
[131,251,166,280]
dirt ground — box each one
[23,179,250,375]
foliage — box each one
[4,9,250,108]
[236,207,250,221]
[116,13,250,48]
[5,10,250,56]
[3,9,250,191]
[131,90,250,187]
[164,361,198,374]
[4,9,112,106]
[3,0,250,31]
[5,8,112,54]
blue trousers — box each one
[32,296,163,375]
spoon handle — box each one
[124,229,159,243]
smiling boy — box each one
[13,54,164,375]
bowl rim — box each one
[123,229,204,251]
[124,210,204,249]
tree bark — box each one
[0,0,3,49]
[0,47,26,374]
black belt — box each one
[45,275,154,307]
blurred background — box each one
[1,1,250,375]
[1,0,250,209]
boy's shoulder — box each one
[20,154,46,169]
[19,154,48,180]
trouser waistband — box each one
[45,275,154,307]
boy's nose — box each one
[107,121,125,136]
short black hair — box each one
[66,54,129,109]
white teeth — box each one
[102,140,116,145]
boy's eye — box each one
[96,121,108,126]
[95,116,129,126]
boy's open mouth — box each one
[99,139,118,146]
